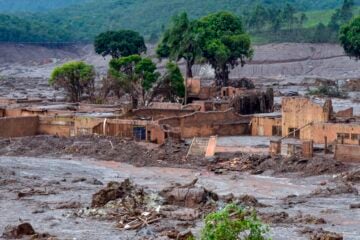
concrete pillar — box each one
[302,140,313,158]
[269,140,281,156]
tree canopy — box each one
[94,30,146,58]
[340,16,360,59]
[49,61,95,102]
[157,12,201,79]
[196,12,253,86]
[108,54,159,107]
[163,62,185,100]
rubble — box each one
[159,179,218,208]
[300,227,343,240]
[337,169,360,183]
[311,181,359,197]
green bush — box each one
[201,204,270,240]
[307,85,348,98]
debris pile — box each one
[208,153,348,176]
[311,181,359,197]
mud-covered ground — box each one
[1,43,360,101]
[0,136,360,239]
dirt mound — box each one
[91,179,145,208]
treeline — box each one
[242,0,356,43]
[0,0,90,13]
[0,0,358,43]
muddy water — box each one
[0,156,359,239]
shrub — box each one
[201,204,270,240]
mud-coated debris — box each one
[300,227,343,240]
[238,195,268,208]
[338,169,360,183]
[350,203,360,209]
[91,179,144,208]
[161,207,200,221]
[177,230,194,240]
[56,201,82,209]
[86,178,103,186]
[0,166,15,177]
[71,177,87,183]
[311,181,358,197]
[160,179,218,208]
[17,189,57,198]
[259,211,290,224]
[293,213,326,225]
[2,222,35,239]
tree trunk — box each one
[184,60,194,105]
[214,65,230,87]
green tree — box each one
[163,62,185,101]
[201,204,270,240]
[157,12,201,79]
[340,16,360,59]
[109,55,159,108]
[94,30,146,59]
[49,61,95,102]
[196,12,253,87]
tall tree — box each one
[340,16,360,59]
[196,12,253,87]
[163,62,185,102]
[49,61,95,102]
[156,12,201,79]
[108,55,160,108]
[94,30,146,59]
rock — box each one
[2,223,35,239]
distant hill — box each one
[0,0,359,43]
[0,0,91,12]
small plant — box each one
[201,204,270,240]
[307,85,348,98]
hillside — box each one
[0,0,359,43]
[0,0,91,12]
